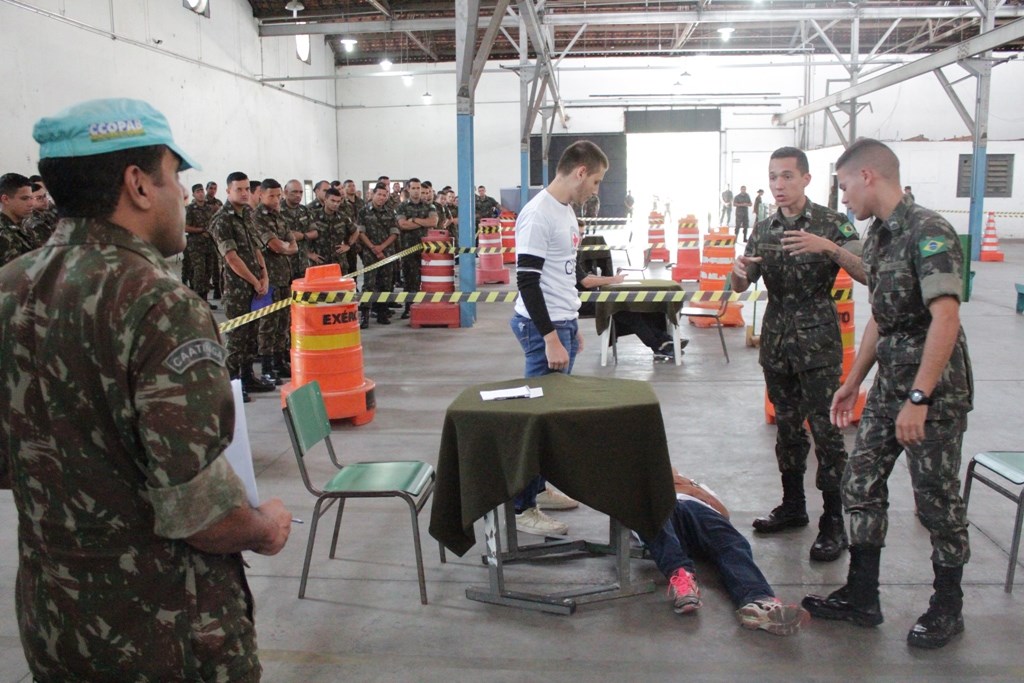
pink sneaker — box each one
[668,568,701,614]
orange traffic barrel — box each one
[671,214,700,282]
[648,211,669,262]
[477,218,510,284]
[689,233,743,327]
[499,211,517,264]
[280,264,375,426]
[412,230,460,328]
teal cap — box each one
[33,98,200,171]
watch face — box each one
[909,390,928,405]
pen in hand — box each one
[291,518,304,524]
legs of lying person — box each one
[612,311,688,360]
[507,314,581,536]
[641,500,807,634]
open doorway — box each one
[626,132,720,232]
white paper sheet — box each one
[479,386,544,401]
[224,379,260,507]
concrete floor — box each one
[1,236,1022,682]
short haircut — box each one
[477,185,485,190]
[373,182,388,193]
[324,187,342,198]
[38,145,165,219]
[226,171,248,186]
[835,138,900,180]
[285,179,301,190]
[29,175,43,184]
[191,183,203,192]
[0,172,32,198]
[206,181,217,189]
[31,182,43,193]
[407,177,421,185]
[330,180,341,187]
[378,175,389,182]
[313,180,329,192]
[261,178,282,191]
[249,180,262,193]
[421,180,432,188]
[769,146,809,174]
[343,179,354,185]
[555,140,609,176]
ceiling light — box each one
[717,27,735,42]
[422,90,433,105]
[380,57,393,71]
[339,37,358,53]
[184,0,209,14]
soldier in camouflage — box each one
[254,178,297,384]
[339,178,363,275]
[1,173,39,267]
[282,178,317,281]
[475,185,501,222]
[731,147,862,564]
[184,182,219,308]
[803,139,973,650]
[24,178,59,245]
[306,179,329,214]
[205,180,223,209]
[358,182,400,327]
[209,171,276,401]
[396,178,438,319]
[309,187,355,273]
[0,97,291,683]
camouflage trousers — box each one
[400,251,421,293]
[764,365,847,491]
[184,237,218,298]
[843,412,970,566]
[257,285,291,356]
[222,282,259,377]
[361,251,395,298]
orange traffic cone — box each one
[980,212,1005,262]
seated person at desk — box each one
[576,222,689,361]
[639,469,809,636]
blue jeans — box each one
[641,500,775,607]
[509,313,580,511]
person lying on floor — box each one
[638,468,809,635]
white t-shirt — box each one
[513,188,581,321]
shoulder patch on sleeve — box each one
[838,221,855,238]
[919,237,949,258]
[163,339,228,374]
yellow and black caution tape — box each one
[290,289,770,306]
[938,209,1024,218]
[218,298,291,334]
[581,217,630,223]
[420,241,630,254]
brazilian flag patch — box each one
[919,237,949,257]
[838,221,855,238]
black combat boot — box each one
[375,304,391,325]
[810,490,849,562]
[753,471,810,533]
[274,352,292,379]
[400,303,412,320]
[907,564,965,649]
[232,375,252,403]
[359,307,370,330]
[242,364,275,393]
[802,545,884,627]
[259,355,282,386]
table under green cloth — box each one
[593,279,684,336]
[428,373,676,557]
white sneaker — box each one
[536,488,579,510]
[515,507,569,536]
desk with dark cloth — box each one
[428,373,676,612]
[594,279,685,366]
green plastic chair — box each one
[283,381,445,604]
[963,451,1024,593]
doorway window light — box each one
[295,33,311,64]
[183,0,210,17]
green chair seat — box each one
[325,461,434,495]
[975,451,1024,485]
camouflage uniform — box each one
[280,200,313,281]
[581,194,600,218]
[210,203,263,378]
[0,218,259,682]
[24,206,58,247]
[844,195,972,566]
[306,197,323,214]
[358,202,400,312]
[310,207,354,274]
[744,200,861,491]
[475,193,500,222]
[184,199,218,298]
[254,206,294,357]
[396,199,437,293]
[1,211,38,267]
[339,196,362,275]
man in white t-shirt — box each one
[639,469,809,635]
[509,140,608,537]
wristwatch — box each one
[908,389,933,406]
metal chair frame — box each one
[963,451,1024,593]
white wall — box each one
[0,0,339,190]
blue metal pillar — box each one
[457,113,477,326]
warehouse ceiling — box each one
[249,1,1024,67]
